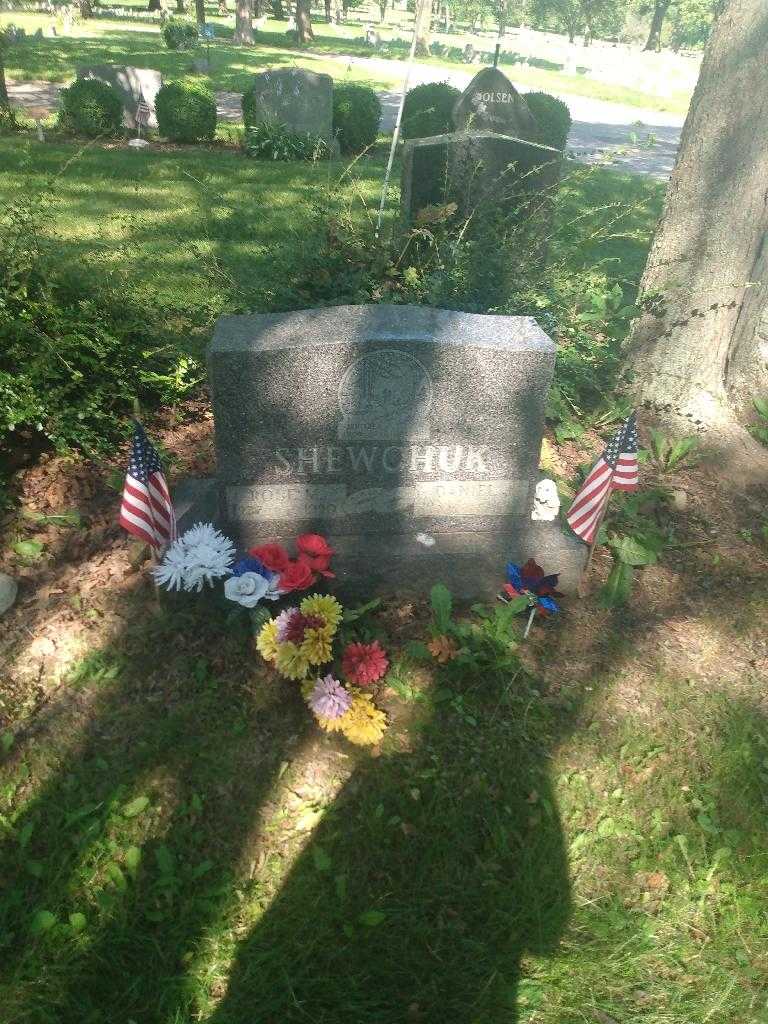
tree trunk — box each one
[79,0,93,17]
[324,0,331,20]
[176,0,186,13]
[195,0,205,23]
[234,0,254,42]
[272,0,284,16]
[623,0,768,432]
[0,38,16,129]
[148,0,161,9]
[644,0,671,51]
[296,0,313,42]
[253,0,262,15]
[378,0,387,22]
[442,0,450,31]
[413,0,431,55]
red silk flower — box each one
[249,542,292,574]
[278,558,316,593]
[342,641,389,686]
[296,534,335,579]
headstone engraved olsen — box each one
[204,305,586,595]
[243,68,334,146]
[77,65,163,129]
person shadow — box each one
[207,657,572,1024]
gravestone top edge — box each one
[249,67,334,86]
[210,305,554,355]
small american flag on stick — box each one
[566,413,639,544]
[135,97,151,131]
[119,422,176,550]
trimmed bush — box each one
[162,18,198,50]
[332,84,381,155]
[401,81,460,140]
[59,78,123,138]
[524,92,572,151]
[156,80,217,143]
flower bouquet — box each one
[256,596,389,747]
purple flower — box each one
[308,675,352,720]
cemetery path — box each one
[8,69,683,179]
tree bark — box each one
[644,0,671,51]
[234,0,254,41]
[272,0,284,16]
[0,34,16,129]
[79,0,94,17]
[623,0,768,431]
[176,0,186,13]
[296,0,313,42]
[195,0,205,23]
[413,0,431,55]
[148,0,162,10]
[324,0,331,20]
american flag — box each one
[119,422,176,550]
[135,98,151,129]
[566,413,639,544]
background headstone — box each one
[452,66,538,138]
[0,573,18,617]
[204,305,585,596]
[244,68,333,146]
[76,65,163,129]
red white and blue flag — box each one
[566,413,639,544]
[119,422,176,550]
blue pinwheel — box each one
[504,558,562,621]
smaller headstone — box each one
[462,42,476,63]
[0,573,18,617]
[77,65,163,129]
[191,57,210,73]
[364,25,379,46]
[244,68,334,147]
[452,66,538,138]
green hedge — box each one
[156,80,217,143]
[162,18,198,50]
[401,82,460,140]
[524,92,572,151]
[332,84,381,154]
[59,78,123,138]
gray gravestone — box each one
[202,305,585,596]
[76,65,163,129]
[244,68,333,146]
[401,129,560,224]
[452,66,538,138]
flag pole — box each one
[375,0,428,239]
[576,500,610,599]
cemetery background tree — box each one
[296,0,314,42]
[642,0,672,48]
[623,0,768,451]
[271,0,285,16]
[0,28,15,131]
[195,0,206,23]
[234,0,255,42]
[413,0,432,54]
[526,0,583,43]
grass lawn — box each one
[2,5,693,114]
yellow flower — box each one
[340,690,387,747]
[300,625,334,667]
[275,642,310,681]
[300,594,343,633]
[300,678,316,702]
[316,713,346,733]
[256,619,279,663]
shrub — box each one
[332,84,381,155]
[156,80,217,142]
[401,82,460,140]
[0,197,200,456]
[59,78,123,138]
[524,92,572,151]
[162,18,198,50]
[244,121,328,161]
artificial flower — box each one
[300,594,343,631]
[231,555,271,579]
[274,607,298,642]
[275,642,311,681]
[279,558,316,593]
[339,690,387,746]
[316,713,346,733]
[152,522,235,592]
[249,542,291,574]
[308,674,352,720]
[428,634,459,663]
[224,571,269,608]
[300,625,334,666]
[296,534,335,578]
[282,611,324,645]
[256,619,280,662]
[504,558,562,616]
[342,641,389,686]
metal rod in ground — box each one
[523,606,536,639]
[577,500,610,599]
[374,0,428,238]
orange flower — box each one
[428,635,458,663]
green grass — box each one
[2,5,692,114]
[1,583,767,1023]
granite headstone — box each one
[77,65,163,129]
[452,66,538,138]
[244,68,333,146]
[202,305,586,596]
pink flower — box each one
[341,641,389,686]
[308,675,351,719]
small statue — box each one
[531,478,560,522]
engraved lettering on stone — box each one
[227,483,346,521]
[268,444,492,477]
[338,349,432,441]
